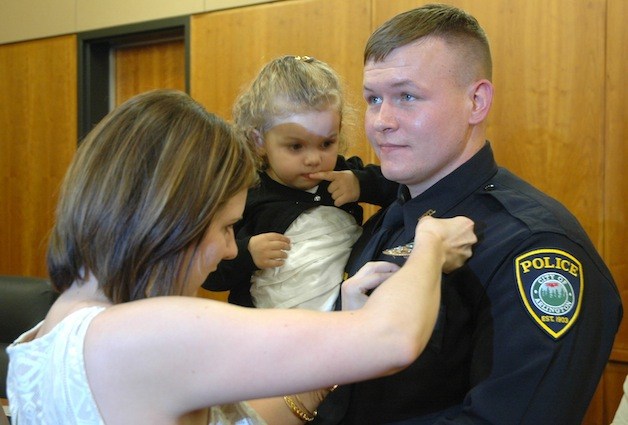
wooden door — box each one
[113,39,185,106]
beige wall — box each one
[0,0,279,44]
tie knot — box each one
[381,201,404,229]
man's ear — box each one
[468,79,493,125]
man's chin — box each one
[380,167,400,182]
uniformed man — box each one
[314,4,622,425]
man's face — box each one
[363,37,479,197]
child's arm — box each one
[309,156,399,208]
[343,155,399,206]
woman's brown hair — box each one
[47,89,257,303]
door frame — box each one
[77,17,189,139]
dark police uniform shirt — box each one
[202,155,398,307]
[314,142,622,425]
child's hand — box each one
[249,233,291,269]
[309,170,360,207]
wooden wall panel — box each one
[0,35,77,278]
[602,362,628,424]
[114,39,186,106]
[604,0,628,362]
[485,0,606,251]
[190,0,374,165]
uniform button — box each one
[314,195,321,201]
[484,184,495,191]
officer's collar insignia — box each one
[515,248,583,339]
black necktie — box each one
[315,202,407,424]
[346,200,405,276]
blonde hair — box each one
[233,55,354,154]
[47,90,257,303]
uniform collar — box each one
[397,141,498,241]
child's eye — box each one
[322,139,337,149]
[288,143,303,151]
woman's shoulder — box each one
[10,305,106,348]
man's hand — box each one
[249,233,291,269]
[309,170,360,207]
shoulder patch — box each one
[515,248,583,339]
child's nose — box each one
[304,151,321,166]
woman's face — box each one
[184,190,247,293]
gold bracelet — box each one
[315,385,339,403]
[283,395,316,422]
[294,394,317,418]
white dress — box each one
[7,306,106,425]
[250,205,362,311]
[7,306,266,425]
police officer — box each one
[314,4,622,425]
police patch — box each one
[515,248,583,339]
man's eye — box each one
[401,93,416,101]
[365,95,382,105]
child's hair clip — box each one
[293,55,315,63]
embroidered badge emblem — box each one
[515,248,583,339]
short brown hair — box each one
[365,4,492,82]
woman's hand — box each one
[341,261,400,310]
[412,216,476,273]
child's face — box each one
[260,109,340,190]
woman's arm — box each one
[84,216,475,421]
[241,217,476,424]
